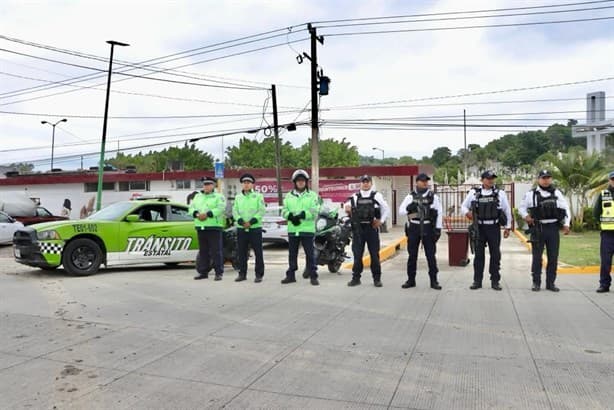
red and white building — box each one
[0,165,431,225]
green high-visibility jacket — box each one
[188,191,226,229]
[282,189,320,235]
[232,190,265,229]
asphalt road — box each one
[1,233,613,409]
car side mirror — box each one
[125,214,140,222]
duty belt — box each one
[477,220,497,225]
[409,219,431,224]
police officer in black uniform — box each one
[594,170,614,293]
[398,173,443,289]
[461,170,512,291]
[519,170,570,292]
[344,175,390,287]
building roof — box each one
[0,165,422,186]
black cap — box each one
[481,170,497,179]
[360,174,372,182]
[416,173,431,181]
[239,173,255,183]
[201,176,216,184]
[538,169,552,178]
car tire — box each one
[62,238,103,276]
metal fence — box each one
[434,183,515,231]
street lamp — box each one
[372,147,384,161]
[96,40,129,211]
[41,118,67,172]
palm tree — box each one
[541,148,607,230]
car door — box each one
[117,203,192,264]
[0,212,21,244]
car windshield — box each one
[87,202,135,221]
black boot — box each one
[401,280,416,289]
[491,282,502,291]
[470,282,481,290]
[235,274,247,282]
[596,286,610,293]
[281,275,296,284]
[347,277,361,287]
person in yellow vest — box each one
[594,170,614,293]
[232,173,266,283]
[189,176,226,281]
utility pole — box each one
[271,84,283,206]
[96,40,129,211]
[308,23,320,194]
[463,109,467,183]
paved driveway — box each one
[0,233,612,409]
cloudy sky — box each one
[0,0,613,171]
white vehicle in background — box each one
[0,211,24,245]
[262,206,288,244]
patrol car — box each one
[13,197,200,276]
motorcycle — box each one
[312,206,352,273]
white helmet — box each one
[291,169,310,182]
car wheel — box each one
[62,238,103,276]
[328,260,342,273]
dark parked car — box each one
[13,206,69,226]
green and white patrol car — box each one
[13,197,199,276]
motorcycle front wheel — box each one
[328,260,343,273]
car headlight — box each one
[37,230,61,240]
[316,217,327,231]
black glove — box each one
[237,218,244,226]
[288,212,294,221]
[434,228,441,242]
[249,218,258,225]
[291,216,301,226]
[298,211,306,219]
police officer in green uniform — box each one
[594,170,614,293]
[519,170,570,292]
[189,176,227,281]
[232,173,266,283]
[281,169,321,286]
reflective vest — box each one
[601,190,614,231]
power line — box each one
[0,28,308,99]
[321,16,614,37]
[0,70,302,109]
[315,4,614,30]
[311,0,612,24]
[324,96,614,111]
[327,76,614,109]
[0,108,305,120]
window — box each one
[176,180,191,190]
[119,181,149,191]
[168,205,192,221]
[85,182,115,192]
[131,205,166,222]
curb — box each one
[342,236,407,270]
[514,229,601,274]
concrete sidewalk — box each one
[0,232,612,409]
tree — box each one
[108,143,214,172]
[431,146,452,166]
[541,148,607,230]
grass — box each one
[558,230,601,266]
